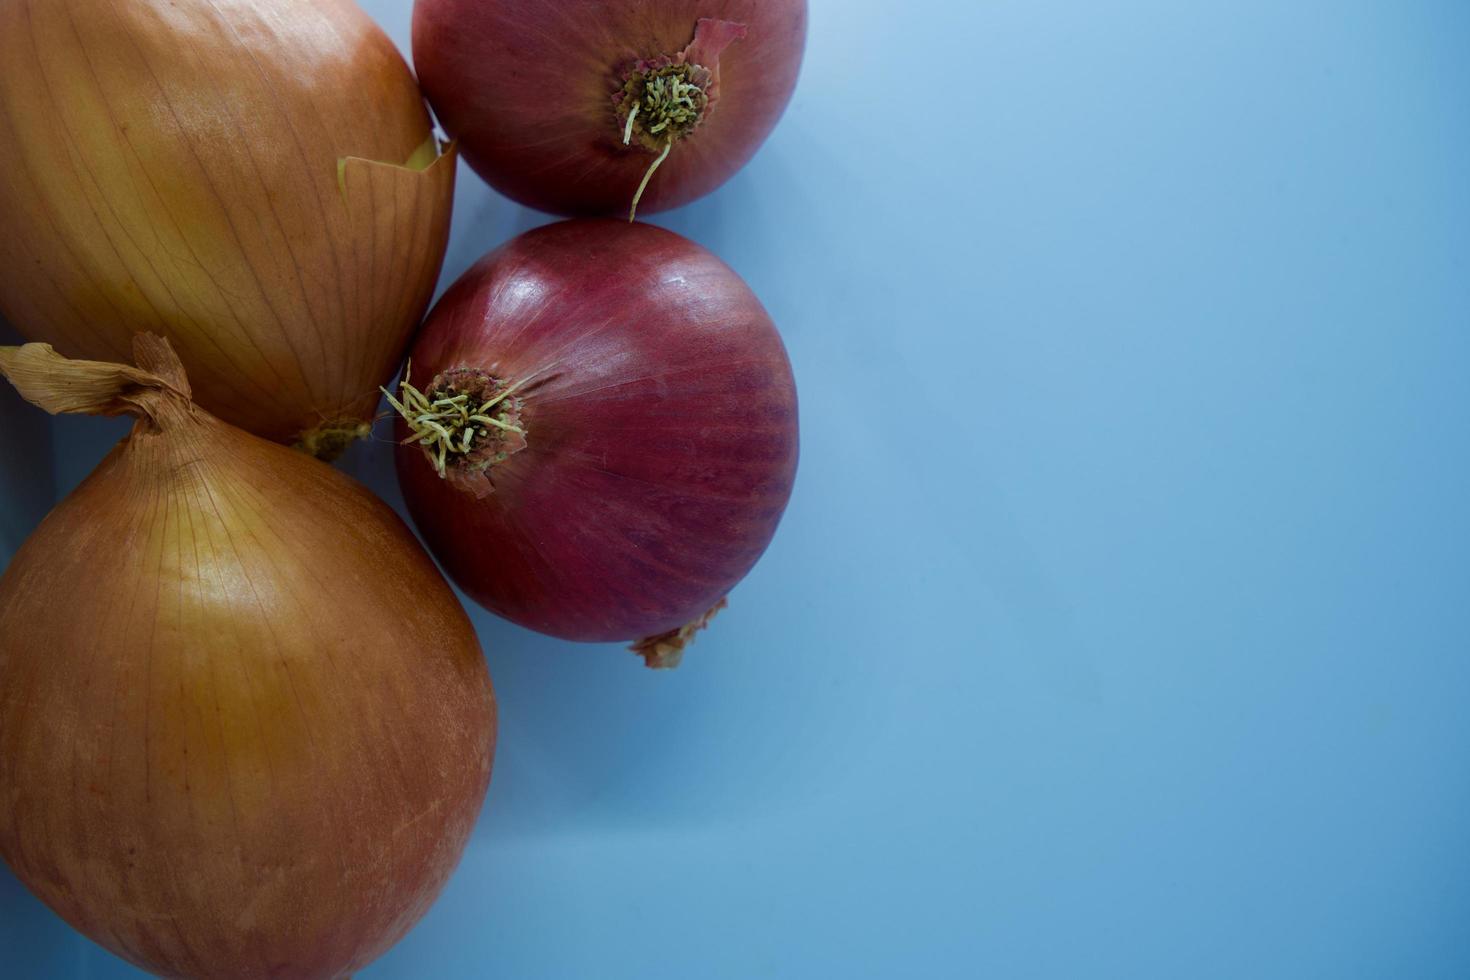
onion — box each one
[412,0,807,219]
[388,220,798,666]
[0,0,456,456]
[0,337,495,979]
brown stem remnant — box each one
[630,597,730,669]
[0,335,192,430]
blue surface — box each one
[3,0,1469,976]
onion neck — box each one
[384,367,527,491]
[0,334,195,432]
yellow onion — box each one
[0,337,494,979]
[0,0,456,455]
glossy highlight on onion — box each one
[413,0,807,218]
[0,0,456,455]
[0,337,495,979]
[390,220,799,666]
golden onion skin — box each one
[0,344,494,979]
[0,0,455,448]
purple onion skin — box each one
[395,220,798,642]
[412,0,807,217]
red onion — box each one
[412,0,807,218]
[0,337,495,979]
[389,220,798,666]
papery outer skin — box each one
[0,410,495,979]
[412,0,807,216]
[395,220,799,642]
[0,0,455,444]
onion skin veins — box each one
[0,338,495,979]
[392,220,799,655]
[412,0,808,216]
[0,0,456,452]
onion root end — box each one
[295,420,373,461]
[384,365,527,483]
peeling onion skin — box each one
[0,341,495,979]
[412,0,807,216]
[0,0,455,449]
[394,220,798,645]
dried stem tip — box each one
[0,334,192,430]
[383,366,527,478]
[631,598,730,670]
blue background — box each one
[2,0,1468,976]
